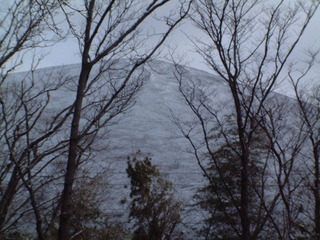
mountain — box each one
[2,60,223,234]
[2,59,304,238]
[96,60,222,224]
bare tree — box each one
[0,0,61,73]
[259,97,310,239]
[1,0,193,238]
[0,63,74,238]
[56,1,192,239]
[289,53,320,239]
[0,2,72,238]
[173,0,319,239]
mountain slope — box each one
[2,59,302,237]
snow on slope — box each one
[102,59,300,225]
[103,61,214,215]
[4,59,298,235]
[4,60,224,218]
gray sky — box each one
[5,0,320,87]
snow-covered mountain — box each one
[101,59,227,234]
[3,59,302,237]
[3,60,223,232]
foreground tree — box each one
[194,116,269,239]
[127,156,181,240]
[62,175,128,240]
[57,1,192,239]
[0,4,67,235]
[0,0,61,76]
[290,59,320,239]
[1,0,192,238]
[173,0,319,239]
[259,96,309,239]
[0,65,73,239]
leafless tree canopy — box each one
[0,0,61,71]
[1,0,320,239]
[172,0,320,239]
[0,0,193,239]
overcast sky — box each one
[4,0,320,88]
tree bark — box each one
[314,143,320,239]
[240,151,250,240]
[0,168,19,230]
[58,63,92,240]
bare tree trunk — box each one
[240,151,250,240]
[0,169,19,230]
[58,64,92,240]
[177,1,319,239]
[291,73,320,239]
[0,64,73,236]
[56,1,191,238]
[231,81,251,239]
[314,146,320,239]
